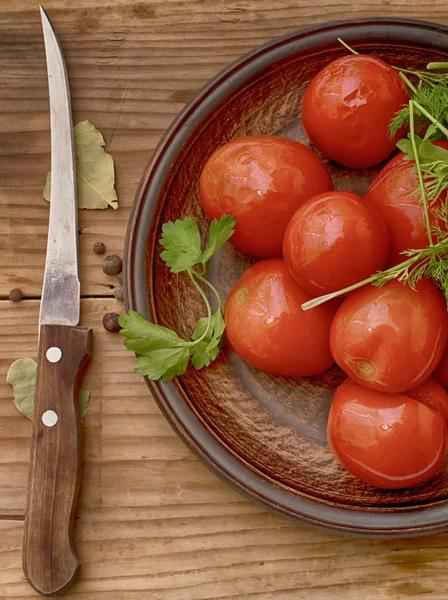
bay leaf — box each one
[43,120,118,210]
[7,358,90,421]
[78,389,90,420]
[7,358,36,419]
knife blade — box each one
[22,6,92,597]
[39,4,79,329]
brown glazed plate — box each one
[124,17,448,537]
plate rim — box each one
[124,16,448,537]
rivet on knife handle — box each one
[23,324,92,596]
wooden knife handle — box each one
[23,324,92,597]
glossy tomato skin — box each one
[302,55,408,169]
[283,191,390,296]
[330,279,448,393]
[365,140,448,265]
[434,341,448,389]
[328,380,447,489]
[408,378,448,428]
[224,259,337,376]
[199,136,333,257]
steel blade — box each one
[39,5,80,328]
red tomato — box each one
[302,55,408,169]
[328,380,447,489]
[283,191,390,296]
[434,341,448,389]
[199,136,333,257]
[365,140,448,265]
[224,259,336,376]
[408,378,448,428]
[330,279,448,393]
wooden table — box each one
[2,1,448,598]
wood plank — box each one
[2,0,448,598]
[4,518,448,599]
[0,297,226,517]
[2,0,448,298]
[1,291,448,599]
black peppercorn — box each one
[103,312,121,332]
[93,241,106,255]
[113,285,124,302]
[102,255,122,276]
[9,288,23,302]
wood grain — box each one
[1,0,447,299]
[1,0,448,598]
[23,324,92,596]
[3,309,448,600]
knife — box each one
[22,6,92,597]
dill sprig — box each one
[302,236,448,311]
[396,66,448,87]
[390,85,448,139]
[302,44,448,312]
[301,236,448,312]
[335,39,448,140]
[302,95,448,311]
[393,127,448,208]
[388,105,448,296]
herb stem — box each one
[301,273,382,311]
[413,100,448,138]
[394,66,427,77]
[409,100,433,247]
[392,67,446,88]
[194,273,222,312]
[302,235,448,311]
[187,270,212,345]
[337,38,359,55]
[398,72,418,95]
[427,62,448,71]
[301,254,421,311]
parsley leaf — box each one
[190,310,226,370]
[396,134,422,160]
[419,138,448,161]
[120,214,236,382]
[119,311,187,353]
[160,217,203,273]
[396,134,448,203]
[203,215,236,263]
[134,347,190,382]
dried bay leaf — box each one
[7,358,90,421]
[7,358,36,419]
[43,120,118,210]
[78,389,90,420]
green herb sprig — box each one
[337,38,448,81]
[119,215,235,381]
[338,38,448,140]
[390,84,448,139]
[338,38,448,139]
[302,97,448,311]
[302,45,448,312]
